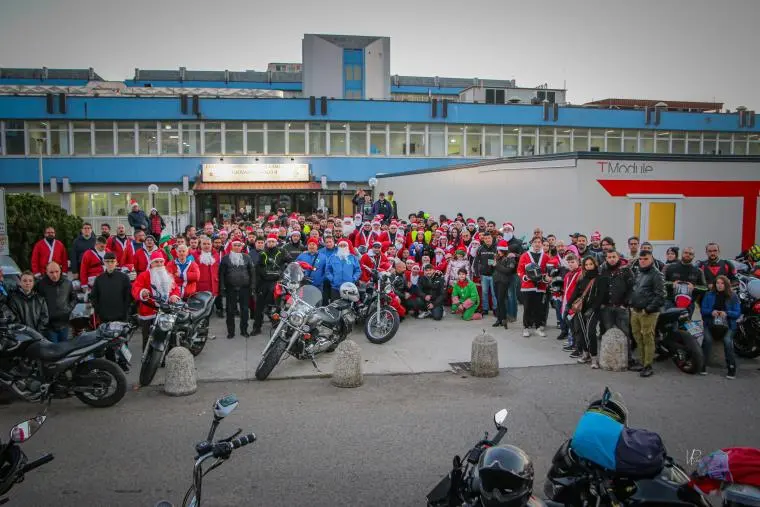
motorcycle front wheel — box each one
[734,321,760,358]
[74,358,127,408]
[139,346,163,386]
[255,337,288,381]
[364,307,400,344]
[672,331,704,374]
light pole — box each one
[368,177,377,202]
[339,182,347,216]
[148,184,159,209]
[171,187,180,235]
[36,138,44,197]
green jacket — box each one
[452,280,479,305]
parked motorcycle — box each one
[139,291,215,387]
[734,272,760,358]
[0,408,54,501]
[0,319,129,408]
[356,269,400,345]
[255,263,355,380]
[154,394,256,507]
[655,283,706,374]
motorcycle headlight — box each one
[289,311,306,327]
[157,314,176,331]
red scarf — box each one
[456,279,469,289]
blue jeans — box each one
[555,301,566,333]
[506,275,519,320]
[701,325,736,368]
[46,328,69,343]
[481,276,496,312]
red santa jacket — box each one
[31,239,68,275]
[359,252,391,283]
[432,254,448,274]
[353,229,376,249]
[134,247,167,274]
[561,269,582,316]
[131,269,181,319]
[166,257,201,299]
[79,248,107,287]
[195,254,220,296]
[106,235,134,268]
[517,250,550,292]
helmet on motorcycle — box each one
[524,263,543,284]
[0,444,23,496]
[476,445,534,507]
[674,294,692,309]
[339,282,360,302]
[586,387,628,425]
[749,244,760,262]
[747,279,760,300]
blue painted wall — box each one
[123,80,303,91]
[0,156,476,185]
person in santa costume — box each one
[196,237,220,308]
[370,220,389,244]
[353,221,374,250]
[166,244,200,300]
[517,236,552,337]
[386,221,401,246]
[432,247,448,274]
[341,216,356,239]
[359,241,392,284]
[31,226,69,277]
[134,233,166,274]
[132,251,181,350]
[106,224,135,269]
[79,236,109,287]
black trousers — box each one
[522,291,546,328]
[577,309,600,357]
[214,294,224,312]
[494,281,509,323]
[403,297,425,314]
[430,305,444,321]
[322,281,332,306]
[226,287,250,334]
[253,281,276,329]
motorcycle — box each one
[356,268,401,345]
[0,408,54,502]
[734,270,760,358]
[69,280,96,337]
[655,282,706,374]
[255,263,353,380]
[154,394,256,507]
[139,291,215,387]
[0,319,129,408]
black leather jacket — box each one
[8,288,49,331]
[219,254,257,291]
[631,266,666,313]
[419,273,446,307]
[36,276,76,329]
[474,243,498,277]
[600,262,634,307]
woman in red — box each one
[195,237,220,300]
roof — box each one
[0,68,103,81]
[584,98,724,111]
[310,34,384,49]
[193,182,322,191]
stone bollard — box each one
[331,340,363,388]
[471,332,499,377]
[163,347,197,396]
[599,328,628,371]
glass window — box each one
[447,125,463,156]
[556,129,571,153]
[520,127,535,156]
[181,122,201,155]
[671,131,686,154]
[655,131,670,154]
[409,130,426,156]
[267,122,285,154]
[429,125,445,157]
[246,131,264,154]
[748,134,760,155]
[573,129,588,151]
[73,130,92,155]
[485,126,500,157]
[648,202,676,241]
[703,132,718,155]
[371,124,388,156]
[605,129,622,152]
[349,123,367,155]
[466,125,482,156]
[288,130,305,155]
[390,124,406,156]
[686,132,701,154]
[590,129,604,151]
[28,127,48,155]
[4,120,24,155]
[116,122,135,155]
[90,192,109,217]
[154,192,170,217]
[203,122,221,154]
[538,127,554,155]
[503,128,519,156]
[717,133,730,155]
[639,130,654,153]
[308,123,326,155]
[50,121,70,155]
[733,133,747,155]
[138,122,158,155]
[72,192,90,217]
[329,123,346,155]
[94,121,114,155]
[225,122,243,154]
[109,192,128,216]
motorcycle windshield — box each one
[283,262,305,285]
[294,285,322,307]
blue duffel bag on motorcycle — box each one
[570,411,666,477]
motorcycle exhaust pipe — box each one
[305,338,333,355]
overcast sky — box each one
[1,0,758,109]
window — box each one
[409,124,426,156]
[73,121,92,155]
[116,122,135,155]
[287,122,305,154]
[267,122,285,154]
[225,121,243,154]
[671,131,686,154]
[520,127,535,156]
[655,131,670,154]
[245,122,264,154]
[537,90,556,103]
[503,128,519,156]
[72,192,90,217]
[90,192,108,217]
[389,124,406,156]
[484,126,500,156]
[371,124,388,156]
[109,192,128,216]
[203,122,221,154]
[702,132,718,155]
[485,89,505,104]
[538,127,554,154]
[447,125,463,156]
[648,202,676,241]
[94,121,114,155]
[329,123,346,155]
[137,121,158,155]
[573,129,589,151]
[349,123,367,155]
[606,129,622,152]
[343,49,363,100]
[733,133,748,155]
[466,125,482,156]
[639,130,654,153]
[717,133,731,155]
[622,130,637,152]
[686,132,701,154]
[50,121,70,155]
[308,122,326,155]
[181,122,201,155]
[590,129,604,152]
[4,120,24,155]
[749,134,760,155]
[556,129,571,153]
[429,125,445,156]
[27,121,48,155]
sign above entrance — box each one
[202,164,310,183]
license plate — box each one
[120,344,132,363]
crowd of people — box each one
[0,194,754,380]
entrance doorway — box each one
[630,196,683,257]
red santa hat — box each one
[337,239,350,247]
[266,233,278,241]
[289,213,298,219]
[502,222,514,232]
[371,220,381,226]
[466,218,475,225]
[497,240,509,251]
[246,226,253,232]
[150,251,165,264]
[591,230,602,241]
[231,239,244,246]
[343,216,353,223]
[307,237,320,247]
[130,200,139,208]
[376,214,385,221]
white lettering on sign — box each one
[202,164,309,182]
[596,161,655,176]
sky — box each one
[1,0,758,109]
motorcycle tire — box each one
[364,307,400,345]
[74,358,127,408]
[672,330,704,374]
[255,337,287,381]
[734,322,760,358]
[139,347,163,386]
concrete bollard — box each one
[599,328,628,371]
[471,333,499,377]
[163,346,197,396]
[331,340,363,388]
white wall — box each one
[302,35,343,99]
[363,38,390,100]
[681,197,742,257]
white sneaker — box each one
[537,326,547,337]
[522,329,530,338]
[417,311,430,319]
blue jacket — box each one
[700,291,741,330]
[312,246,337,288]
[326,254,360,289]
[295,251,319,283]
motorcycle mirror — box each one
[494,409,508,428]
[10,415,46,443]
[213,394,239,419]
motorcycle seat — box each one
[186,292,214,320]
[315,307,341,325]
[24,333,102,361]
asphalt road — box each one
[1,364,758,507]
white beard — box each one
[337,247,349,260]
[503,232,514,241]
[199,251,215,266]
[229,252,244,267]
[435,253,444,263]
[343,222,355,236]
[410,274,419,285]
[395,242,404,251]
[150,267,173,299]
[367,249,376,258]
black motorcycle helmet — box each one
[476,445,534,507]
[586,387,628,425]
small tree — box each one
[7,193,83,271]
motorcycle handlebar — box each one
[211,433,256,458]
[20,453,54,474]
